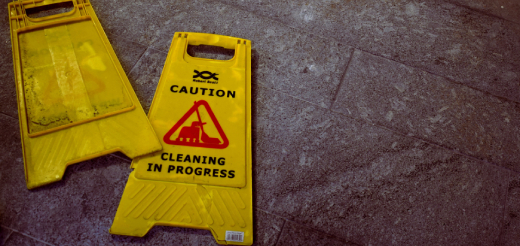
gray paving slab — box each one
[3,232,48,246]
[145,0,353,108]
[254,86,509,245]
[0,9,17,118]
[5,153,132,245]
[216,0,520,103]
[448,0,520,24]
[0,114,24,227]
[106,34,148,74]
[0,114,131,245]
[253,210,285,246]
[276,221,355,246]
[332,49,520,172]
[0,227,13,246]
[0,50,17,118]
[90,0,188,46]
[0,0,12,8]
[498,174,520,245]
[1,2,10,51]
[127,47,167,113]
[0,0,518,244]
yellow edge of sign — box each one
[26,147,125,189]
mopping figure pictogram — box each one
[163,100,229,149]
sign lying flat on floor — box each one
[110,32,253,245]
[8,0,162,189]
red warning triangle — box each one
[163,100,229,149]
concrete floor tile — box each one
[0,227,13,246]
[253,209,285,246]
[3,232,49,246]
[498,173,520,245]
[0,114,24,227]
[149,0,353,108]
[1,4,11,52]
[0,41,17,118]
[126,48,167,113]
[0,0,12,9]
[105,34,148,74]
[217,0,520,103]
[333,50,520,172]
[90,0,190,46]
[0,0,518,244]
[276,221,354,246]
[110,152,133,163]
[0,111,134,245]
[448,0,520,24]
[254,87,509,245]
[7,155,132,245]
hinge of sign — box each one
[18,0,29,27]
[76,0,91,16]
[9,3,26,29]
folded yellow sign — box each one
[110,32,253,245]
[8,0,162,189]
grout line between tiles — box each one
[0,225,55,246]
[1,228,13,246]
[258,209,360,246]
[127,46,154,76]
[495,171,513,244]
[255,207,286,220]
[444,0,520,25]
[0,112,17,120]
[256,83,327,110]
[257,83,520,175]
[198,0,520,177]
[109,34,148,49]
[148,45,169,55]
[333,107,520,175]
[210,0,520,106]
[358,52,520,107]
[329,48,356,110]
[127,45,169,77]
[273,218,286,246]
[108,153,132,163]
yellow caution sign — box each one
[8,0,162,189]
[110,32,253,245]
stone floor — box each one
[1,0,520,245]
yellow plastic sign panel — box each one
[110,32,253,245]
[8,0,162,189]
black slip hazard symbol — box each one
[163,100,229,149]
